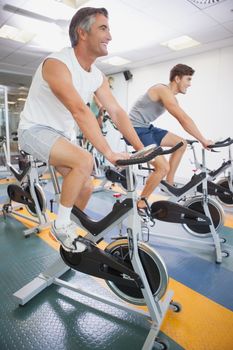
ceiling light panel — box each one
[161,35,200,50]
[1,14,70,51]
[0,24,35,43]
[3,0,76,21]
[102,56,131,66]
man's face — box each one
[85,14,112,57]
[176,75,192,94]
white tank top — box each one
[19,47,103,139]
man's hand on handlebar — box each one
[201,139,214,149]
[105,150,130,165]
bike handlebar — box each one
[214,137,231,145]
[116,141,184,166]
[161,141,184,155]
[207,138,233,149]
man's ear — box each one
[174,75,181,84]
[77,27,87,41]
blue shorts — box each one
[126,125,168,147]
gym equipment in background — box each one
[188,138,233,207]
[0,136,51,237]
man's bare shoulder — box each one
[148,84,171,101]
[149,83,168,90]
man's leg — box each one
[138,155,169,209]
[130,127,169,209]
[49,137,93,252]
[160,132,187,185]
[50,137,93,206]
[56,166,93,211]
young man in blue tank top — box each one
[128,64,213,211]
[18,7,143,252]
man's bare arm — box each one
[96,76,144,151]
[43,59,120,162]
[153,85,212,147]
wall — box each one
[107,45,233,182]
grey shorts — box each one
[18,125,70,164]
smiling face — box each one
[84,13,112,58]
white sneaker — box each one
[51,221,86,253]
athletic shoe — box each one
[50,221,86,253]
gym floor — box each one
[0,175,233,350]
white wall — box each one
[107,45,233,182]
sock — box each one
[55,203,72,228]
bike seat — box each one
[187,139,199,145]
[160,172,206,197]
[20,150,31,157]
[19,150,47,168]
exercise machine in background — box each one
[151,141,230,263]
[0,136,51,237]
[188,137,233,207]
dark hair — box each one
[169,64,195,82]
[69,7,108,47]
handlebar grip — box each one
[207,138,233,149]
[116,141,184,166]
[116,146,163,166]
[161,141,184,155]
[214,137,231,145]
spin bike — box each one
[158,142,229,263]
[188,138,233,207]
[13,143,213,348]
[13,144,187,350]
[0,136,51,237]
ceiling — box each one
[0,0,233,89]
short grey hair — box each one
[69,7,108,47]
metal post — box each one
[4,86,10,164]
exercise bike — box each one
[0,136,51,237]
[14,144,189,350]
[156,141,229,263]
[13,142,213,348]
[139,141,228,262]
[188,138,233,207]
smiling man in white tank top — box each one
[18,7,143,252]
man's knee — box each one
[180,139,188,152]
[83,178,94,193]
[74,151,93,175]
[160,162,170,177]
[151,158,169,177]
[82,152,94,173]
